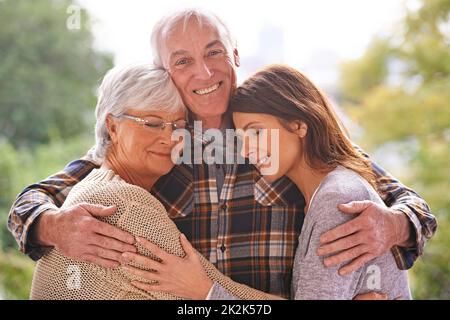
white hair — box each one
[93,63,185,163]
[150,8,237,68]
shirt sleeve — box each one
[7,157,98,260]
[354,144,437,269]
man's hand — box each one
[35,203,137,268]
[317,200,413,275]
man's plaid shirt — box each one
[7,125,437,298]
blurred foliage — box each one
[339,0,450,299]
[0,0,109,299]
[0,0,113,148]
[0,136,94,299]
[0,250,35,300]
[0,136,94,250]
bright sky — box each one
[78,0,409,89]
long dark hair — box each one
[230,64,376,188]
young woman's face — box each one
[232,112,303,183]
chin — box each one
[158,164,175,174]
[258,165,285,183]
[262,173,283,184]
[144,159,174,176]
[145,167,172,179]
[196,106,227,118]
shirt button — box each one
[220,244,226,252]
[220,203,227,210]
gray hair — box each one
[93,63,185,163]
[150,8,237,68]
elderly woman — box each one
[30,64,278,300]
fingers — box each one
[90,234,137,253]
[318,232,363,257]
[81,253,120,269]
[131,280,161,293]
[123,265,161,282]
[338,200,373,214]
[88,244,123,263]
[92,219,135,244]
[322,244,368,268]
[79,203,116,217]
[136,237,169,260]
[338,253,375,276]
[121,252,163,271]
[320,219,361,244]
[131,281,175,297]
[179,233,195,256]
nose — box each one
[240,136,251,159]
[195,60,213,80]
[158,125,173,145]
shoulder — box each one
[318,167,374,203]
[66,174,166,213]
[308,167,380,225]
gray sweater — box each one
[209,166,411,300]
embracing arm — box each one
[370,159,436,268]
[7,157,98,260]
[116,186,281,300]
[318,146,437,272]
[7,149,136,267]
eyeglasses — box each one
[113,114,188,131]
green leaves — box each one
[0,0,108,299]
[339,0,450,299]
[0,0,113,148]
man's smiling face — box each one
[162,18,238,123]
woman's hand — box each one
[121,234,214,300]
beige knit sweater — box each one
[30,168,280,300]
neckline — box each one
[304,165,346,215]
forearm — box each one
[373,162,436,251]
[7,158,98,259]
[7,193,59,259]
[197,253,282,300]
[390,209,415,248]
[29,209,60,247]
[355,144,436,262]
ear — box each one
[233,48,240,67]
[105,115,119,145]
[289,120,308,138]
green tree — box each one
[0,0,111,299]
[0,0,113,148]
[339,0,450,299]
[0,140,21,249]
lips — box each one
[257,155,271,166]
[193,81,222,95]
[248,152,271,168]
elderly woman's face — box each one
[109,107,186,179]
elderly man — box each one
[8,9,436,299]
